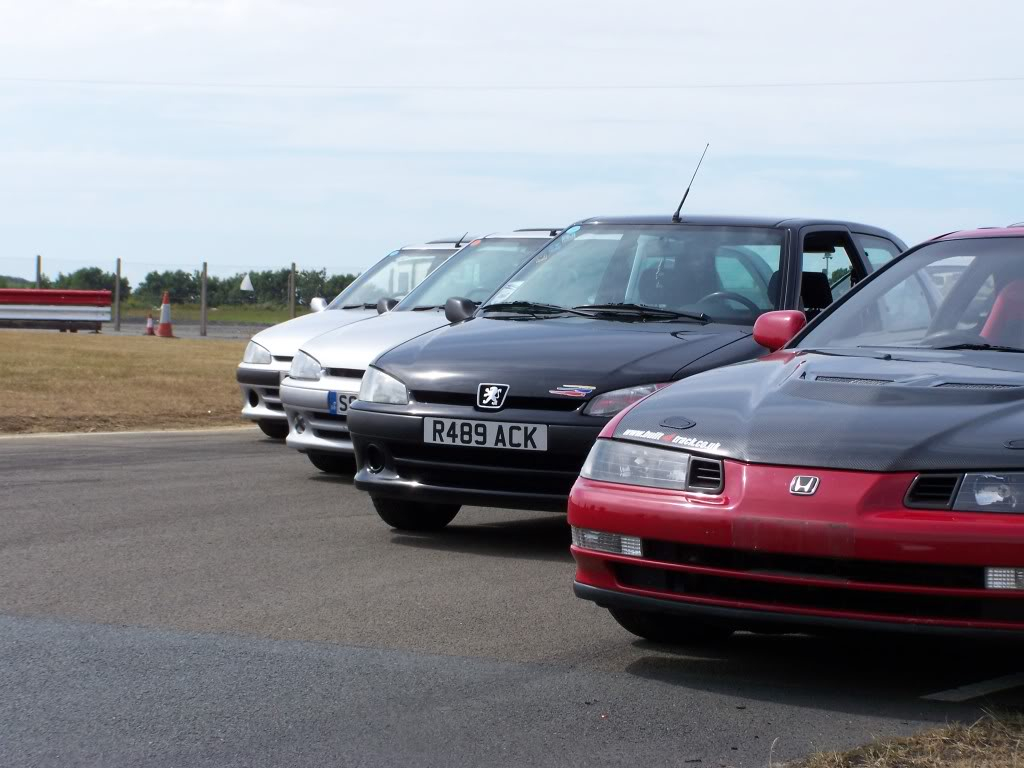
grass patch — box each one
[793,712,1024,768]
[120,303,308,325]
[0,330,249,433]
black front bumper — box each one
[349,407,602,512]
[574,583,1024,640]
[236,367,282,387]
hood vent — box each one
[687,457,724,493]
[937,382,1021,390]
[814,375,892,386]
[905,474,961,509]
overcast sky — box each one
[0,0,1021,286]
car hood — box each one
[614,349,1024,472]
[249,308,378,357]
[375,315,752,398]
[300,310,449,370]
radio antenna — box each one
[671,143,710,223]
[455,231,469,247]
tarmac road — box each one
[1,430,1022,767]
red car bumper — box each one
[569,460,1024,636]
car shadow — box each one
[309,472,357,486]
[389,515,573,563]
[622,629,1023,721]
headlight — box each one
[581,439,691,491]
[242,340,271,365]
[289,351,324,381]
[359,366,409,405]
[582,383,670,417]
[954,472,1024,513]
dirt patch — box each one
[0,330,249,433]
[793,712,1024,768]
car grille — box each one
[686,457,723,492]
[411,390,582,412]
[904,474,961,509]
[327,368,364,379]
[614,563,1024,625]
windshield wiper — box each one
[340,303,378,309]
[411,304,445,311]
[932,343,1024,353]
[481,301,581,317]
[573,303,710,323]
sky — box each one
[0,0,1021,287]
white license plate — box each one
[423,418,547,451]
[328,391,357,415]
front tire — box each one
[306,451,355,475]
[257,419,289,440]
[372,497,460,531]
[609,608,733,646]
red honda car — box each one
[570,226,1024,643]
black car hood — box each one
[615,349,1024,472]
[374,315,752,398]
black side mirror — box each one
[376,297,398,314]
[444,297,476,323]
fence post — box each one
[289,262,296,319]
[200,261,208,337]
[114,257,122,331]
[35,255,42,288]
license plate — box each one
[328,391,357,415]
[423,418,548,451]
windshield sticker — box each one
[488,280,523,304]
[549,384,596,398]
[621,428,721,452]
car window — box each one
[488,224,786,325]
[327,248,455,308]
[800,238,1024,350]
[854,233,903,271]
[802,239,855,312]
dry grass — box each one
[0,330,248,433]
[793,712,1024,768]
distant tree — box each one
[323,272,358,301]
[53,266,130,298]
[0,274,36,288]
[135,270,198,304]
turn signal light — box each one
[985,568,1024,590]
[571,527,642,557]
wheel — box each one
[372,497,461,531]
[609,608,733,646]
[257,419,289,440]
[306,451,355,475]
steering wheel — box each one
[695,291,761,314]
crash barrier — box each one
[0,288,112,332]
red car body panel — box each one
[569,460,1024,633]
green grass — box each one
[120,302,309,324]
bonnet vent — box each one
[814,375,892,386]
[936,382,1021,390]
[687,457,724,493]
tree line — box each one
[0,267,359,306]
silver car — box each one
[280,230,558,471]
[237,240,465,438]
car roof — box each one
[578,214,898,236]
[932,226,1024,241]
[483,230,560,240]
[400,241,468,251]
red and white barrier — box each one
[0,289,112,331]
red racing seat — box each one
[981,279,1024,347]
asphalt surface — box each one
[104,318,267,339]
[1,430,1022,767]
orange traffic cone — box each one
[155,292,174,337]
[144,313,155,335]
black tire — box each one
[609,608,733,646]
[306,451,355,475]
[372,497,461,531]
[257,419,289,440]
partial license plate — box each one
[424,418,548,451]
[327,391,357,415]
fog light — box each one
[248,390,259,407]
[985,568,1024,590]
[571,527,643,557]
[293,416,306,435]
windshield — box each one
[483,223,785,325]
[327,248,456,309]
[800,237,1024,351]
[395,237,550,310]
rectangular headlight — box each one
[581,439,691,491]
[954,473,1024,513]
[985,568,1024,590]
[571,527,642,557]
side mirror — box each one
[753,310,806,352]
[309,297,327,313]
[444,297,476,323]
[376,297,398,314]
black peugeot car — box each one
[347,215,905,530]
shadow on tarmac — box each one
[389,514,572,563]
